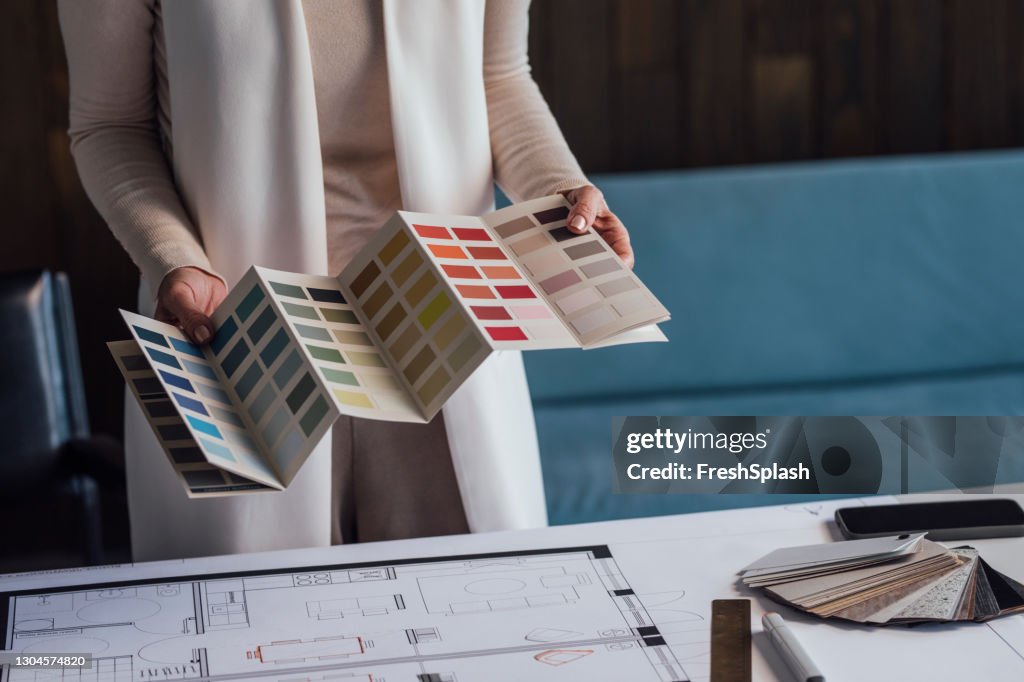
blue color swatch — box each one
[158,370,195,394]
[173,392,209,416]
[211,317,239,355]
[169,337,205,358]
[133,326,169,348]
[145,347,181,369]
[186,414,222,439]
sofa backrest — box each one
[524,151,1024,403]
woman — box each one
[60,0,634,560]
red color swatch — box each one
[414,224,451,239]
[453,227,492,242]
[471,306,512,320]
[467,246,507,260]
[495,285,536,299]
[441,264,481,279]
[487,326,528,341]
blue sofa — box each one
[520,151,1024,525]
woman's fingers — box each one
[563,184,636,269]
[156,267,226,344]
[594,213,635,269]
[162,281,214,343]
[566,185,604,233]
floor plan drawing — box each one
[1,547,692,682]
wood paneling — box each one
[610,0,681,169]
[680,0,748,166]
[947,0,1012,150]
[3,0,1024,444]
[751,56,816,161]
[532,0,615,171]
[880,0,943,153]
[529,0,1024,170]
[0,1,137,443]
[821,0,879,156]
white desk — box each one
[2,495,1023,682]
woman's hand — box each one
[561,184,634,268]
[155,267,227,344]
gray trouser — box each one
[331,414,469,544]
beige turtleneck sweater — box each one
[61,0,589,290]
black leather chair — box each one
[0,270,124,569]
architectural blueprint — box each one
[1,547,692,682]
[4,497,1023,681]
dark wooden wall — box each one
[0,1,138,441]
[2,0,1023,442]
[530,0,1024,171]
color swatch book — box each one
[110,194,670,497]
[740,535,1024,624]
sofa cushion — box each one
[524,151,1024,402]
[537,369,1024,525]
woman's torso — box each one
[152,0,402,276]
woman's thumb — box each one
[163,281,213,344]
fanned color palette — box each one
[742,534,1024,625]
[111,194,669,496]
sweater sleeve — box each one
[58,0,220,294]
[484,0,590,202]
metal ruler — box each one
[710,599,751,682]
